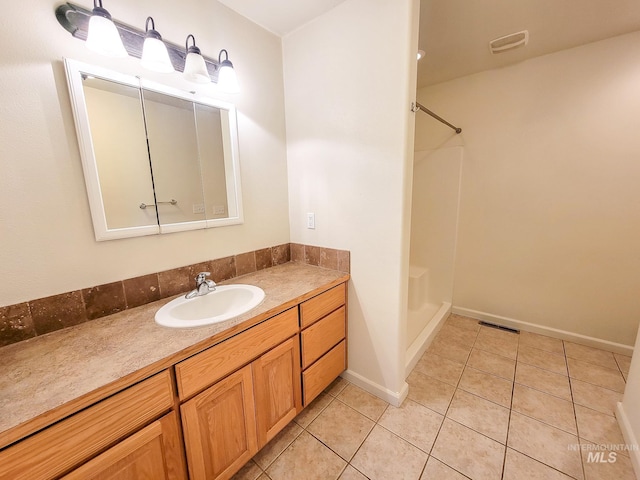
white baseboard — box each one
[452,306,634,356]
[616,402,640,480]
[405,302,451,376]
[341,369,408,407]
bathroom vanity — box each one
[0,263,348,480]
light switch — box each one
[306,212,315,229]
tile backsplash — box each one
[0,243,349,348]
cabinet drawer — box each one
[302,340,346,405]
[300,283,346,328]
[301,306,345,369]
[176,307,299,400]
[61,412,186,480]
[0,370,174,480]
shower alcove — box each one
[406,145,463,373]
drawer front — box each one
[301,306,345,369]
[302,340,346,406]
[300,283,346,328]
[0,370,174,480]
[176,307,299,400]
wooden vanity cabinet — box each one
[253,336,302,448]
[61,411,186,480]
[299,284,348,405]
[0,370,184,480]
[0,280,348,480]
[178,308,302,480]
[181,366,258,480]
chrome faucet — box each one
[185,272,217,299]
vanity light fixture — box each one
[85,0,127,57]
[56,3,240,91]
[216,49,239,93]
[140,17,174,73]
[417,50,425,60]
[183,34,211,84]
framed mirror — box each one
[64,58,243,241]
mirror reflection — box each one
[65,59,243,241]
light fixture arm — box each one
[55,2,221,81]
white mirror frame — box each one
[64,58,244,241]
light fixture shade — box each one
[183,35,210,84]
[85,3,127,57]
[216,50,239,94]
[140,18,174,73]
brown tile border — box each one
[0,243,349,349]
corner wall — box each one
[0,0,290,306]
[416,31,640,346]
[282,0,419,401]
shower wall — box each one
[407,146,462,351]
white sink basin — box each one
[155,284,265,328]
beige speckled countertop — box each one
[0,262,349,448]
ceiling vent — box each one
[489,30,529,54]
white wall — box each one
[0,0,290,305]
[416,31,640,346]
[620,327,640,477]
[283,0,419,401]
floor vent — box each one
[479,321,520,334]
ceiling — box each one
[218,0,640,88]
[418,0,640,87]
[217,0,347,36]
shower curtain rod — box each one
[412,102,462,134]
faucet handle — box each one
[195,272,211,282]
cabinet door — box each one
[62,412,186,480]
[252,335,302,448]
[181,365,258,480]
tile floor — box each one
[232,314,636,480]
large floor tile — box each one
[431,418,505,480]
[339,465,368,480]
[512,384,577,434]
[474,330,518,360]
[307,399,374,461]
[378,398,443,453]
[467,348,516,381]
[580,441,637,480]
[437,324,479,348]
[575,405,627,453]
[337,384,389,421]
[518,331,565,355]
[515,362,572,400]
[421,457,470,479]
[567,358,626,393]
[325,377,349,397]
[413,352,465,386]
[231,460,264,480]
[294,392,333,428]
[570,378,622,417]
[350,425,428,480]
[253,422,303,469]
[407,371,456,414]
[446,389,510,443]
[518,345,568,375]
[266,431,346,480]
[427,335,473,364]
[564,342,618,370]
[507,411,583,480]
[458,366,513,408]
[502,448,574,480]
[614,353,632,375]
[446,314,481,333]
